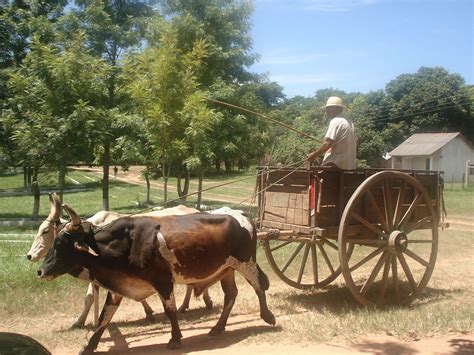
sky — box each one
[249,0,473,98]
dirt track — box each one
[49,308,474,354]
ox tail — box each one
[257,264,270,291]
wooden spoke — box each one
[360,251,389,296]
[398,253,417,292]
[377,254,392,305]
[311,244,318,285]
[392,255,400,304]
[366,190,390,232]
[350,212,387,238]
[270,240,293,252]
[318,244,335,273]
[323,239,338,251]
[297,244,311,284]
[349,247,385,272]
[402,216,432,235]
[398,193,422,230]
[281,242,305,273]
[383,178,394,230]
[393,179,407,227]
[404,248,429,267]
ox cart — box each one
[255,167,446,307]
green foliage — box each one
[4,35,109,169]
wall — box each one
[439,137,474,183]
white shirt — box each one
[322,116,357,170]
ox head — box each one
[27,193,63,262]
[37,204,99,280]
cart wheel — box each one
[338,171,438,307]
[264,236,352,289]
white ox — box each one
[27,193,212,327]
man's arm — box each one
[306,138,334,162]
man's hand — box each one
[306,151,318,162]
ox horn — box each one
[62,204,82,229]
[48,193,62,221]
[74,242,98,257]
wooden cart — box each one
[255,166,446,307]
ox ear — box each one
[74,241,98,257]
[62,204,81,230]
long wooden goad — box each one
[205,97,322,143]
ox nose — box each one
[37,269,44,278]
[26,254,32,261]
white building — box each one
[389,132,474,183]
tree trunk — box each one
[162,159,169,203]
[215,160,220,172]
[144,169,151,204]
[23,166,27,189]
[102,141,110,211]
[31,166,40,221]
[58,162,66,204]
[196,170,204,210]
[26,166,33,192]
[177,167,190,202]
[225,160,232,173]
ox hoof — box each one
[70,322,85,330]
[79,346,95,355]
[261,311,276,326]
[204,300,213,310]
[208,325,224,336]
[177,305,188,313]
[166,339,182,350]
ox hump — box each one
[209,207,254,237]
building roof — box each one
[389,132,462,156]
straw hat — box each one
[321,96,347,109]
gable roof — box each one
[389,132,463,156]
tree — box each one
[159,1,279,173]
[4,35,109,217]
[351,67,473,166]
[0,0,67,174]
[62,0,156,210]
[124,20,209,203]
[383,67,473,142]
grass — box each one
[0,169,472,351]
[0,168,257,219]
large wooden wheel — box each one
[338,171,438,307]
[264,235,352,289]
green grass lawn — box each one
[0,168,258,219]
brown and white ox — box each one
[27,193,211,327]
[37,204,275,353]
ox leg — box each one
[203,288,213,310]
[236,262,275,326]
[141,300,155,321]
[209,270,237,336]
[72,283,96,328]
[156,281,182,349]
[178,286,213,313]
[177,285,193,313]
[81,292,122,354]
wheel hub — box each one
[388,230,408,253]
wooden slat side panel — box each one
[263,190,310,226]
[266,170,310,186]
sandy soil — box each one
[48,309,473,355]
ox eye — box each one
[43,228,50,233]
